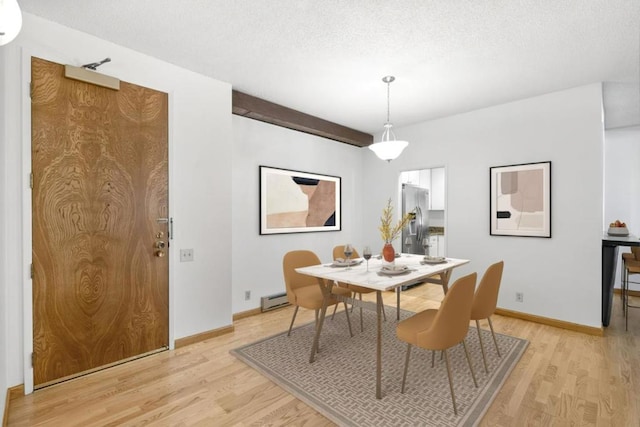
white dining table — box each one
[296,254,470,399]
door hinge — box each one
[30,263,34,279]
[30,172,33,189]
[29,81,33,98]
[31,352,34,367]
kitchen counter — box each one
[429,226,444,235]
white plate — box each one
[421,256,447,265]
[379,265,410,276]
[332,259,363,267]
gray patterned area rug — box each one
[230,308,528,426]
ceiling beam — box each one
[232,90,373,147]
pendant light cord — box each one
[387,80,391,124]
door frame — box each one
[20,48,176,394]
[396,165,448,256]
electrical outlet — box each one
[180,249,194,262]
[244,290,251,301]
[515,292,524,303]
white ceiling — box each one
[19,0,640,133]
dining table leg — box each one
[309,278,331,363]
[376,290,383,399]
[424,268,454,293]
[440,269,452,293]
[396,287,401,320]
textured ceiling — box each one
[19,0,640,133]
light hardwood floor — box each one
[7,283,640,426]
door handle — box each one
[156,217,173,240]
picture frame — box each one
[259,166,341,235]
[490,161,551,238]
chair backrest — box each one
[332,245,360,260]
[282,250,322,305]
[633,247,640,260]
[416,272,477,350]
[470,261,504,320]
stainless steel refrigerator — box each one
[401,183,429,255]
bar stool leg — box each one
[625,265,629,331]
[624,262,628,317]
[623,263,626,318]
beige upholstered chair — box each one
[396,272,478,415]
[283,250,353,337]
[332,245,386,332]
[470,261,504,373]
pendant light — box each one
[368,76,409,162]
[0,0,22,46]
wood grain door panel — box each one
[31,57,169,387]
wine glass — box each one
[404,236,412,256]
[343,243,354,269]
[421,237,430,257]
[363,246,372,272]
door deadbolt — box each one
[155,241,166,249]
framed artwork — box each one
[490,161,551,238]
[259,166,341,235]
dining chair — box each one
[470,260,504,373]
[396,272,478,416]
[332,245,386,332]
[282,250,353,337]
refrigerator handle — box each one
[416,206,423,242]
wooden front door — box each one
[31,57,169,387]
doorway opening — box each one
[399,167,446,257]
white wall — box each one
[604,126,640,291]
[0,35,9,420]
[362,84,605,327]
[0,13,232,392]
[231,116,365,313]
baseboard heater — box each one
[261,292,290,312]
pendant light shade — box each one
[0,0,22,46]
[368,76,409,162]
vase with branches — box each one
[378,198,413,262]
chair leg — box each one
[476,319,488,373]
[343,301,354,337]
[401,344,412,393]
[462,339,478,387]
[287,306,299,337]
[443,349,458,416]
[331,303,338,320]
[431,350,435,368]
[487,317,501,357]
